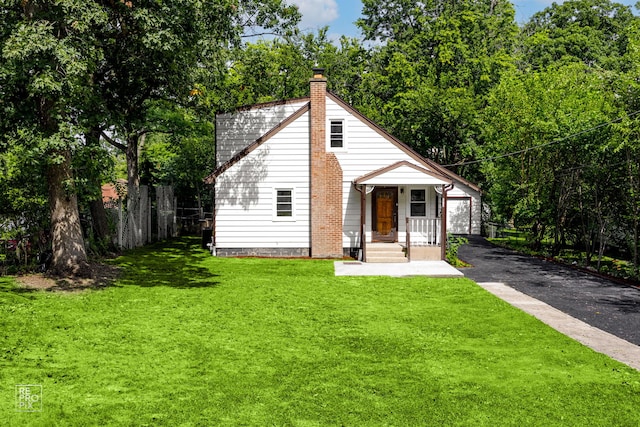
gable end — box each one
[204,103,310,184]
[353,160,453,185]
[326,92,481,193]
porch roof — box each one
[353,161,452,186]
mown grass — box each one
[2,237,640,425]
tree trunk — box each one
[47,148,90,276]
[90,199,110,245]
[126,132,144,248]
[85,127,111,246]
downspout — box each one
[468,197,473,235]
[441,183,454,261]
[355,183,366,261]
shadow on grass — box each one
[0,278,39,300]
[115,236,220,289]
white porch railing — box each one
[406,217,441,246]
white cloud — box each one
[289,0,339,29]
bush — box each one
[446,234,468,266]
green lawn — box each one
[2,238,640,426]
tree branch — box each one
[241,31,280,38]
[100,130,127,152]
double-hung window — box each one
[410,189,426,217]
[329,119,344,149]
[274,188,294,220]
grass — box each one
[2,238,640,425]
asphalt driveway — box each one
[458,236,640,346]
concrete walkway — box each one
[334,260,464,277]
[478,282,640,371]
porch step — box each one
[366,243,408,263]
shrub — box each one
[446,234,468,266]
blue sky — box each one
[289,0,639,40]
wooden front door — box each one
[373,187,397,242]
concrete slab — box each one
[334,261,464,277]
[478,282,640,371]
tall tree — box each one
[609,19,640,272]
[93,0,299,248]
[482,64,617,254]
[0,1,107,274]
[356,0,517,178]
[221,28,367,109]
[519,0,636,71]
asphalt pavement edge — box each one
[478,282,640,371]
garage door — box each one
[447,198,471,234]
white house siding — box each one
[216,100,308,168]
[324,97,481,247]
[446,184,482,235]
[215,111,311,252]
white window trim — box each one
[273,187,296,222]
[327,118,347,151]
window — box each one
[276,189,292,217]
[329,120,344,148]
[410,189,426,217]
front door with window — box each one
[372,187,398,242]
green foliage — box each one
[446,234,469,266]
[0,0,300,272]
[3,0,640,275]
[482,63,619,252]
[139,102,215,207]
[481,1,640,269]
[520,0,636,70]
[356,0,517,179]
[0,141,48,239]
[216,28,368,110]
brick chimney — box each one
[310,67,343,258]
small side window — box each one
[410,189,426,217]
[329,120,344,148]
[276,189,293,217]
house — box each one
[101,179,126,209]
[204,68,481,261]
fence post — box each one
[118,200,123,249]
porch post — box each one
[359,184,366,261]
[441,184,453,260]
[406,216,411,261]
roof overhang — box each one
[353,161,453,186]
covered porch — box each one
[353,161,453,262]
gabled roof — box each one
[204,103,310,184]
[205,91,481,194]
[326,92,481,193]
[354,161,452,186]
[220,96,310,114]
